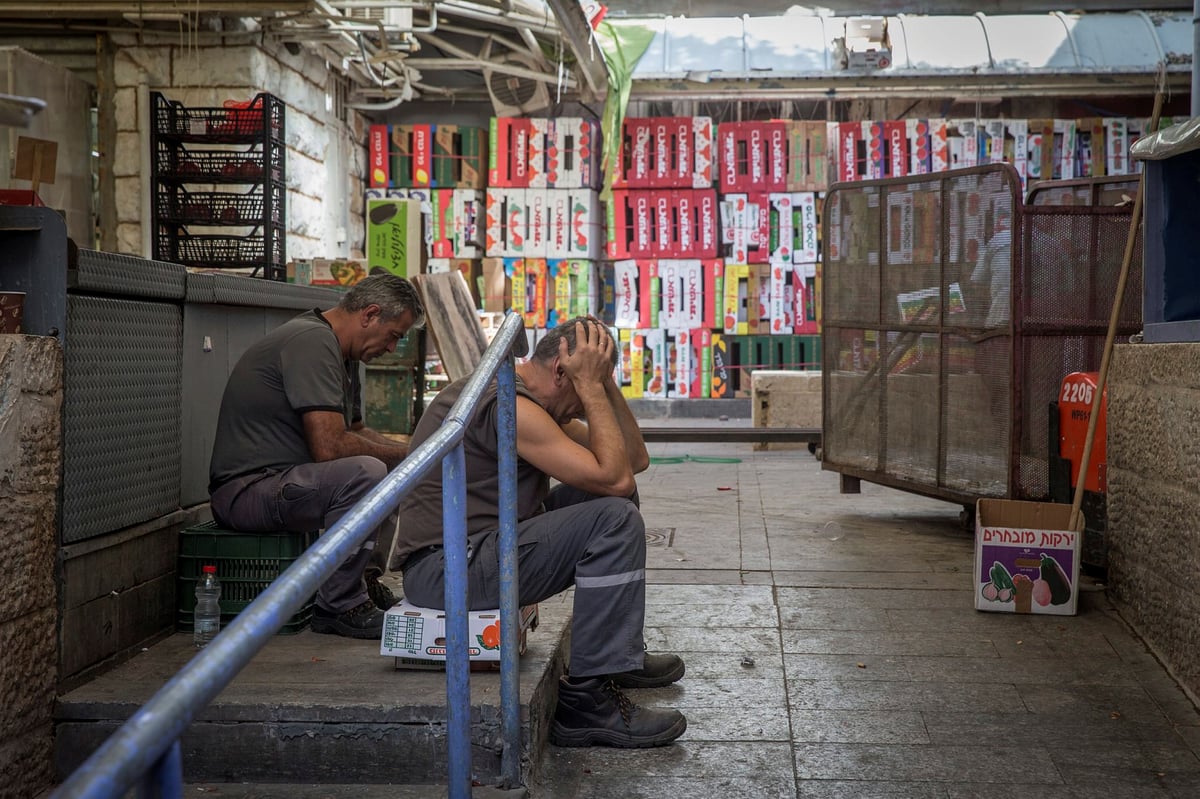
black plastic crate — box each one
[153,92,284,142]
[156,187,270,226]
[177,521,316,635]
[153,147,284,184]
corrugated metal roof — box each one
[617,10,1193,78]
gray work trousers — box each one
[400,485,647,678]
[210,456,396,614]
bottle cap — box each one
[202,565,217,574]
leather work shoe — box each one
[366,576,398,610]
[549,677,687,748]
[609,652,686,689]
[311,600,386,639]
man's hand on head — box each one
[559,320,614,389]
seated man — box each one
[209,273,424,639]
[392,318,687,749]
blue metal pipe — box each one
[52,311,528,799]
[496,357,520,789]
[442,445,471,799]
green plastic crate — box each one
[177,521,317,635]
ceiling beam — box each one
[542,0,606,98]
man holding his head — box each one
[393,318,687,749]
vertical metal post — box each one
[1193,0,1199,115]
[442,444,471,799]
[138,739,181,799]
[496,357,521,788]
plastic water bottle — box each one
[193,564,221,648]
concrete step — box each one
[54,596,570,788]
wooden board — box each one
[413,271,488,381]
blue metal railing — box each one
[53,310,528,799]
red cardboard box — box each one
[369,124,390,187]
[631,191,655,257]
[489,117,546,188]
[718,121,788,192]
[606,189,633,259]
[793,262,819,334]
[837,121,864,182]
[864,121,885,180]
[884,120,907,178]
[652,190,674,256]
[674,189,718,258]
[703,259,724,330]
[391,124,434,188]
[624,119,654,188]
[692,116,714,188]
[768,261,793,335]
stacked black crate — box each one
[150,92,286,280]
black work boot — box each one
[311,600,386,639]
[609,652,686,689]
[550,677,687,748]
[365,576,398,610]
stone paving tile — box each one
[679,705,792,742]
[793,742,1061,783]
[781,629,1003,658]
[901,654,1140,685]
[783,653,910,682]
[946,783,1175,798]
[777,607,893,631]
[645,584,775,605]
[777,586,963,611]
[1015,683,1181,724]
[675,650,785,680]
[632,677,786,710]
[544,740,794,780]
[646,625,782,654]
[643,600,779,628]
[789,709,930,744]
[564,774,798,799]
[786,680,1023,713]
[644,568,756,585]
[798,782,950,798]
[772,571,971,590]
[923,710,1190,745]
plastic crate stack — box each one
[151,92,287,280]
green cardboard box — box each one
[366,198,423,278]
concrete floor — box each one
[530,437,1200,798]
[56,431,1200,797]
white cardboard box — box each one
[380,598,539,666]
[975,499,1084,616]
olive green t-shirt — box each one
[209,309,359,492]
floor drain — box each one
[645,527,675,547]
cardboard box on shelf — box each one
[692,116,714,188]
[1076,117,1106,178]
[453,189,485,258]
[481,257,509,313]
[642,328,668,398]
[489,117,546,188]
[748,262,770,335]
[703,258,724,330]
[723,263,751,335]
[837,121,864,182]
[369,124,390,187]
[974,499,1083,616]
[768,261,792,335]
[430,190,454,258]
[718,121,788,192]
[1054,119,1077,180]
[1104,118,1129,176]
[297,258,368,288]
[525,188,548,258]
[389,124,434,188]
[864,121,885,180]
[432,124,488,189]
[793,262,819,335]
[367,198,423,278]
[380,599,538,666]
[606,189,633,259]
[1026,118,1055,181]
[631,191,655,257]
[612,259,642,328]
[785,121,828,191]
[639,259,661,329]
[485,188,528,258]
[844,16,892,69]
[710,333,732,398]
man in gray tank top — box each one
[209,274,423,639]
[395,319,687,748]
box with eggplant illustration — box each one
[974,499,1083,616]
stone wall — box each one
[1107,342,1200,704]
[107,37,370,261]
[0,336,63,798]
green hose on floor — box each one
[648,454,743,464]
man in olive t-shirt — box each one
[209,274,423,639]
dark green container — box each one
[364,357,416,435]
[177,521,315,634]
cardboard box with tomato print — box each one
[381,598,540,667]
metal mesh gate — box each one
[822,164,1140,506]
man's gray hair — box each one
[341,273,425,329]
[533,317,618,368]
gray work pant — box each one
[400,485,647,678]
[210,456,396,614]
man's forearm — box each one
[604,378,650,473]
[321,429,408,470]
[577,383,634,486]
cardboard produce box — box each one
[975,499,1084,616]
[366,198,423,278]
[381,598,538,668]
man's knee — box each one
[595,496,646,552]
